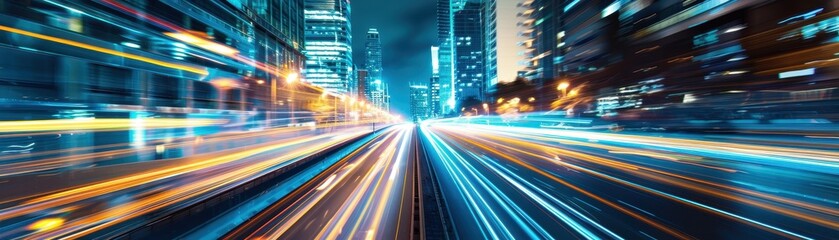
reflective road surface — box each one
[420,120,838,239]
[226,124,416,239]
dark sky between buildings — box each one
[351,0,436,117]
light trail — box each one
[0,25,208,75]
[225,124,416,240]
[0,118,226,133]
[0,120,380,178]
[420,122,837,239]
[0,127,373,239]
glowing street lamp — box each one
[557,81,570,99]
[286,72,299,84]
[557,82,569,91]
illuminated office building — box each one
[453,0,485,105]
[446,0,498,110]
[410,85,430,122]
[304,0,353,95]
[483,0,499,98]
[365,28,388,111]
[429,46,442,117]
[436,0,455,114]
[356,69,368,101]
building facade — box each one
[0,0,308,157]
[437,0,456,115]
[429,46,442,117]
[513,0,838,124]
[356,69,368,101]
[364,28,388,111]
[453,0,486,106]
[410,85,430,122]
[303,0,353,95]
[483,0,499,98]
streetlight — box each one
[557,81,569,97]
[557,82,569,91]
[482,103,489,115]
[286,72,299,83]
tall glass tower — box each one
[483,0,498,97]
[453,0,485,103]
[304,0,353,94]
[365,28,387,110]
[437,0,456,115]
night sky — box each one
[350,0,436,117]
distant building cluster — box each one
[302,0,390,114]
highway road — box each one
[0,123,378,239]
[225,124,417,239]
[420,121,839,239]
[1,119,835,239]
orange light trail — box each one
[0,25,208,75]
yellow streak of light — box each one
[0,118,225,133]
[2,133,356,225]
[0,25,208,75]
[333,137,400,240]
[0,121,378,181]
[28,218,65,232]
[258,130,400,239]
[31,132,367,239]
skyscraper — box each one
[356,69,368,101]
[410,85,430,122]
[483,0,499,98]
[304,0,353,94]
[453,0,485,106]
[429,46,442,117]
[365,28,387,111]
[436,0,456,115]
[349,64,358,98]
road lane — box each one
[225,124,417,239]
[0,124,376,239]
[420,122,839,239]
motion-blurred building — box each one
[0,0,311,156]
[0,0,307,112]
[410,85,430,122]
[514,0,838,126]
[303,0,353,95]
